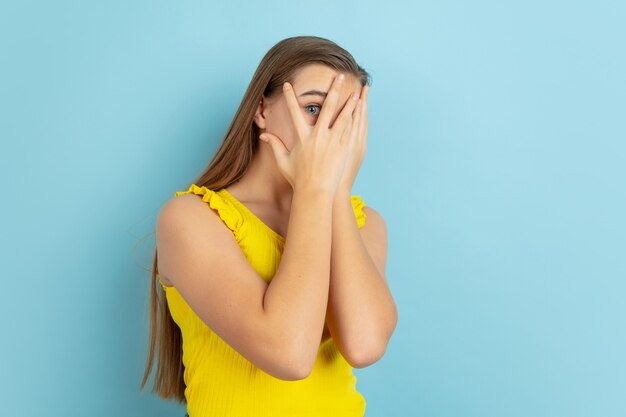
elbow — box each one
[290,345,318,380]
[270,355,312,381]
[346,343,387,369]
[346,309,398,369]
[281,357,313,381]
[345,321,396,369]
[274,348,312,381]
[290,361,314,381]
[278,366,311,382]
[268,323,319,381]
[279,341,316,381]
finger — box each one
[350,98,363,144]
[282,82,309,142]
[340,98,360,147]
[355,86,367,131]
[356,87,367,142]
[341,95,362,144]
[316,73,345,130]
[331,92,360,138]
[259,132,289,165]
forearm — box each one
[263,186,334,368]
[327,188,397,363]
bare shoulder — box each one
[155,193,240,285]
[361,205,388,238]
[157,193,229,231]
[159,192,210,216]
[157,193,229,245]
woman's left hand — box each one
[337,84,369,195]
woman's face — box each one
[253,64,363,151]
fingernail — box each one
[283,82,291,91]
[339,74,345,82]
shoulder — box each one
[161,186,245,236]
[361,205,387,237]
[359,205,388,278]
[156,193,237,244]
[156,193,244,285]
[158,193,213,224]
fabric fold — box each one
[174,184,245,239]
[350,195,367,228]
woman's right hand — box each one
[259,73,361,195]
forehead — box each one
[291,64,362,97]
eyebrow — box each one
[298,89,327,99]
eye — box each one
[304,104,321,116]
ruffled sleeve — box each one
[174,183,245,241]
[350,195,367,228]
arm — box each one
[324,188,398,368]
[156,186,334,381]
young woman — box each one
[141,35,398,417]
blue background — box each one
[1,1,624,416]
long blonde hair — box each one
[140,35,372,403]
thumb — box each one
[259,133,289,163]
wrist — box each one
[334,185,352,201]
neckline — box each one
[219,188,287,243]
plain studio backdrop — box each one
[1,1,624,416]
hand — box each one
[259,74,361,195]
[336,84,368,195]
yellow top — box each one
[159,183,368,417]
